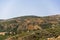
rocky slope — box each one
[0,15,60,40]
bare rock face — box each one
[47,36,60,40]
[47,37,55,40]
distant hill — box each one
[0,15,60,40]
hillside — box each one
[0,15,60,40]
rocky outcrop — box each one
[47,36,60,40]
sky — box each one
[0,0,60,19]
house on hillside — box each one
[0,32,12,35]
[0,32,7,35]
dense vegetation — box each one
[0,15,60,40]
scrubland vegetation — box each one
[0,15,60,40]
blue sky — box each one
[0,0,60,19]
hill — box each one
[0,15,60,40]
